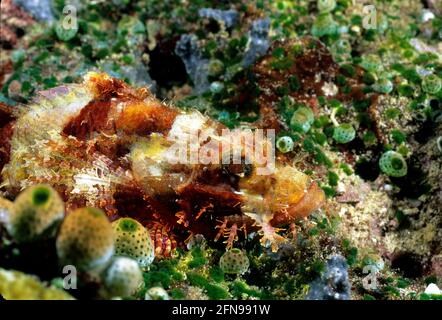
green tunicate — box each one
[208,59,225,77]
[359,55,383,74]
[333,124,356,144]
[290,106,315,132]
[379,151,408,177]
[56,207,114,271]
[210,81,224,94]
[101,257,144,298]
[11,49,25,65]
[113,217,155,268]
[331,39,351,55]
[373,78,393,94]
[317,0,336,13]
[7,185,64,243]
[276,136,294,153]
[312,13,338,37]
[55,22,78,42]
[219,248,249,275]
[421,74,442,94]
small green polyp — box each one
[317,0,336,13]
[119,218,139,232]
[276,136,294,153]
[379,151,408,177]
[311,13,338,37]
[331,39,352,59]
[373,78,393,94]
[333,124,356,144]
[290,106,315,133]
[421,74,442,94]
[208,59,225,77]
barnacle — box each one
[7,184,64,243]
[101,257,144,298]
[113,217,155,268]
[56,207,114,271]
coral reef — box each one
[0,0,441,301]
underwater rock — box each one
[13,0,54,22]
[175,34,210,94]
[242,18,271,67]
[198,8,239,29]
[176,16,270,92]
[98,58,157,94]
[306,255,351,300]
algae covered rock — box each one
[6,184,64,243]
[101,257,144,298]
[56,207,114,271]
[112,217,155,268]
[306,255,351,300]
[0,268,74,300]
[219,248,250,275]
